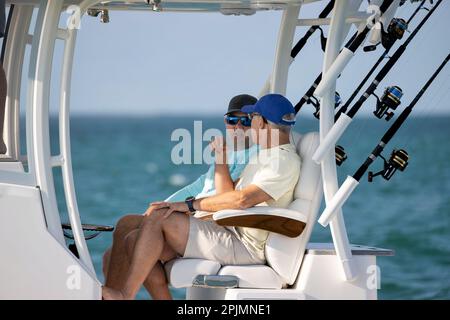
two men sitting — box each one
[102,93,301,300]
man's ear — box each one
[260,119,268,130]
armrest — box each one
[213,207,307,238]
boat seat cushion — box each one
[165,258,221,288]
[165,258,284,289]
[218,265,284,289]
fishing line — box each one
[336,1,431,163]
[311,0,443,165]
[294,0,396,115]
[398,73,450,154]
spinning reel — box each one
[368,149,409,182]
[373,86,403,121]
[87,9,110,23]
[309,91,342,119]
[335,145,347,166]
[364,18,408,52]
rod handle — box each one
[318,176,359,227]
[312,113,352,164]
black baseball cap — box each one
[225,94,257,115]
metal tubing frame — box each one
[27,0,65,244]
[268,1,356,281]
[270,4,301,94]
[58,24,95,273]
[296,14,370,27]
[319,0,356,281]
[26,1,95,275]
[3,6,33,161]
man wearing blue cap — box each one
[102,94,258,296]
[103,94,301,300]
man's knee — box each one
[160,212,189,235]
[114,214,143,239]
[140,209,168,229]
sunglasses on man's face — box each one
[225,115,252,127]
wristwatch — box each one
[185,196,196,214]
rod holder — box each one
[313,113,352,164]
[318,176,359,227]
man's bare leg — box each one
[105,214,144,289]
[124,229,176,300]
[103,237,176,300]
[102,210,189,300]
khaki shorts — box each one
[183,216,265,265]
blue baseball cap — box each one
[241,94,296,126]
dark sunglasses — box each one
[225,115,252,127]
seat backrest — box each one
[264,132,323,285]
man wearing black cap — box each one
[102,94,258,298]
[164,93,258,201]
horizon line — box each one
[41,112,450,119]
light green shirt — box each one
[230,143,301,260]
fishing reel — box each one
[87,9,110,23]
[364,18,408,52]
[368,149,409,182]
[309,92,342,119]
[373,85,403,121]
[146,0,162,11]
[335,145,347,166]
[382,18,408,49]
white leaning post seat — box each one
[165,132,323,292]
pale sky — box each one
[19,1,450,116]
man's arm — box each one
[214,162,234,194]
[211,137,234,194]
[149,184,272,218]
[194,184,271,212]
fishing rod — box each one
[317,53,450,227]
[332,17,407,121]
[312,0,396,97]
[312,0,442,164]
[294,0,396,114]
[308,91,342,119]
[260,1,335,95]
[334,0,427,121]
[307,91,350,166]
[290,0,335,59]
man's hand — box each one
[148,201,190,218]
[210,136,227,165]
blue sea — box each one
[47,115,450,300]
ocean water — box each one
[45,115,450,300]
